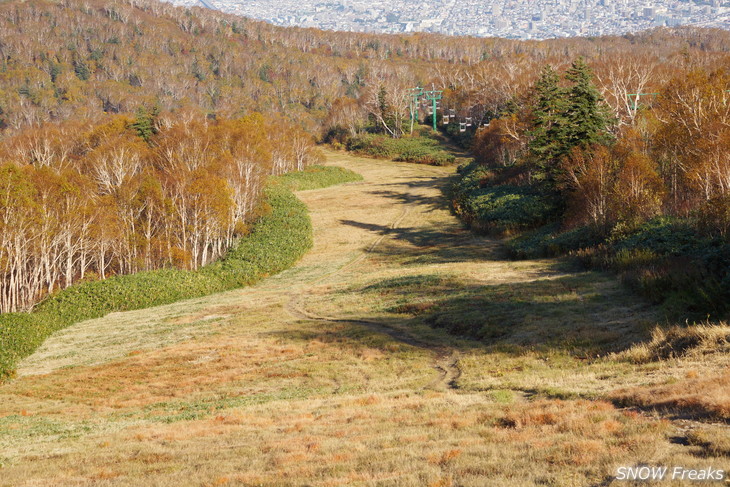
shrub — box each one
[0,166,361,381]
[454,159,730,319]
[508,223,603,259]
[275,165,362,191]
[451,161,560,236]
[584,218,730,318]
[345,132,456,166]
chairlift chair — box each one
[459,122,466,133]
[466,117,472,127]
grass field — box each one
[0,150,728,486]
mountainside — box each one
[0,149,728,486]
[0,0,729,138]
[1,1,730,485]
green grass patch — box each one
[0,166,361,381]
[275,164,362,191]
[142,386,325,423]
[490,389,515,404]
[345,132,456,166]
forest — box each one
[0,0,729,313]
[454,56,730,318]
[0,112,320,312]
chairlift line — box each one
[407,85,443,131]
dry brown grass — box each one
[610,323,730,420]
[0,392,680,486]
[616,323,730,364]
[0,150,728,486]
[612,370,730,421]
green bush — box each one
[451,161,560,235]
[453,162,730,319]
[508,223,603,259]
[611,218,701,256]
[345,133,456,166]
[606,218,730,318]
[0,165,361,381]
[275,165,362,191]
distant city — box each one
[170,0,729,40]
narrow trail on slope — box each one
[284,190,461,391]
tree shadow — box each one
[367,189,449,212]
[339,218,504,264]
[369,173,460,211]
[412,273,658,356]
[275,270,658,360]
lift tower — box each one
[422,89,443,131]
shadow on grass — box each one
[316,271,659,357]
[413,273,658,356]
[301,158,661,360]
[339,218,503,264]
[367,175,456,211]
[340,171,508,264]
[276,270,658,360]
[368,189,449,212]
[263,315,445,353]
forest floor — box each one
[0,151,728,486]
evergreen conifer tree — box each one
[563,57,614,150]
[528,65,568,184]
[132,105,159,142]
[528,60,614,187]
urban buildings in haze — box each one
[179,0,729,40]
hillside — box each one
[0,0,729,137]
[1,0,730,484]
[1,150,728,485]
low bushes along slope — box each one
[0,165,362,381]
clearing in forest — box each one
[0,150,728,486]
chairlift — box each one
[442,115,449,124]
[459,122,466,133]
[449,109,456,118]
[466,117,472,127]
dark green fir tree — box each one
[528,65,568,184]
[563,57,614,150]
[132,105,160,142]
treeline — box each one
[1,0,730,317]
[0,0,729,140]
[0,112,321,313]
[0,165,362,380]
[456,58,730,317]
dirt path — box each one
[0,150,725,486]
[282,154,464,390]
